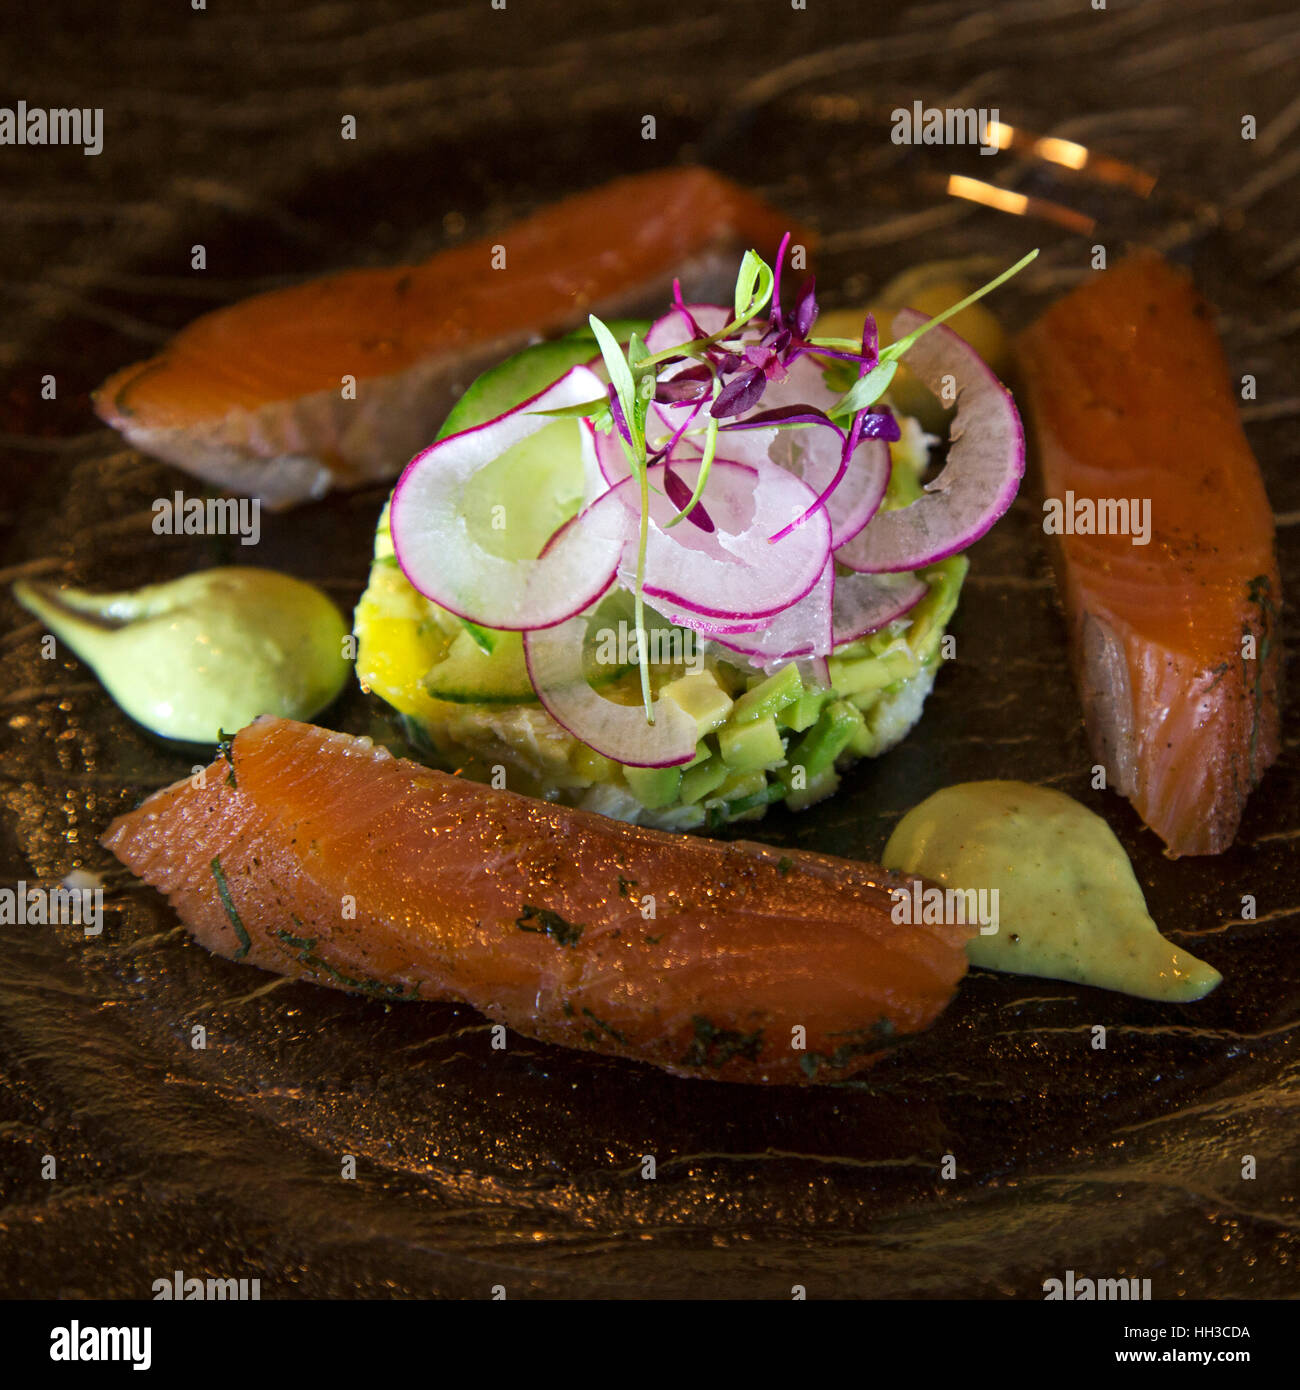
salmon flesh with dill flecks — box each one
[102,717,971,1085]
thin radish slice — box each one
[615,458,831,620]
[589,416,637,489]
[712,561,835,667]
[834,310,1025,573]
[524,609,699,768]
[651,601,768,637]
[743,418,892,550]
[831,569,928,646]
[390,366,625,630]
[796,654,831,690]
[644,302,728,356]
[588,416,635,489]
[599,451,760,545]
[714,351,894,548]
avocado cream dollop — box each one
[15,568,350,743]
[882,780,1221,1001]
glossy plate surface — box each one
[1,0,1296,1297]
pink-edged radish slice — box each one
[615,457,831,621]
[796,654,831,689]
[711,561,835,667]
[713,352,893,549]
[652,606,768,637]
[831,570,928,646]
[523,609,700,768]
[834,310,1025,573]
[390,366,626,630]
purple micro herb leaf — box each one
[793,277,818,339]
[662,463,716,532]
[710,366,767,419]
[799,343,876,364]
[606,381,633,446]
[717,351,744,375]
[769,231,792,329]
[860,312,880,368]
[742,342,774,370]
[718,404,844,435]
[856,407,901,443]
[670,278,707,341]
[654,363,713,404]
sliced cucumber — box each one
[423,629,538,705]
[459,417,588,564]
[680,757,730,804]
[439,327,650,440]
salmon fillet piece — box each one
[1016,252,1281,856]
[94,167,809,509]
[102,718,971,1085]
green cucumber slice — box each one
[439,327,650,439]
[423,629,537,705]
[422,589,639,705]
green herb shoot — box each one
[825,248,1038,422]
[588,311,656,722]
[210,856,251,960]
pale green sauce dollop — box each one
[15,568,350,743]
[882,780,1220,1002]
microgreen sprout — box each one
[824,248,1038,421]
[587,312,656,722]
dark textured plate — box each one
[1,0,1296,1298]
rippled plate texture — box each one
[0,0,1297,1298]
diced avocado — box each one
[847,697,887,754]
[686,740,712,768]
[717,715,786,772]
[730,662,803,724]
[847,689,883,714]
[782,765,841,812]
[659,669,734,735]
[572,743,619,784]
[787,699,864,781]
[719,779,787,821]
[624,763,684,810]
[778,690,831,733]
[827,645,919,697]
[904,555,968,659]
[713,768,767,803]
[680,757,730,804]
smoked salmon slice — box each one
[1016,252,1281,857]
[94,167,809,509]
[102,717,971,1084]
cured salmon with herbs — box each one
[94,167,808,509]
[1016,252,1281,856]
[101,717,972,1085]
